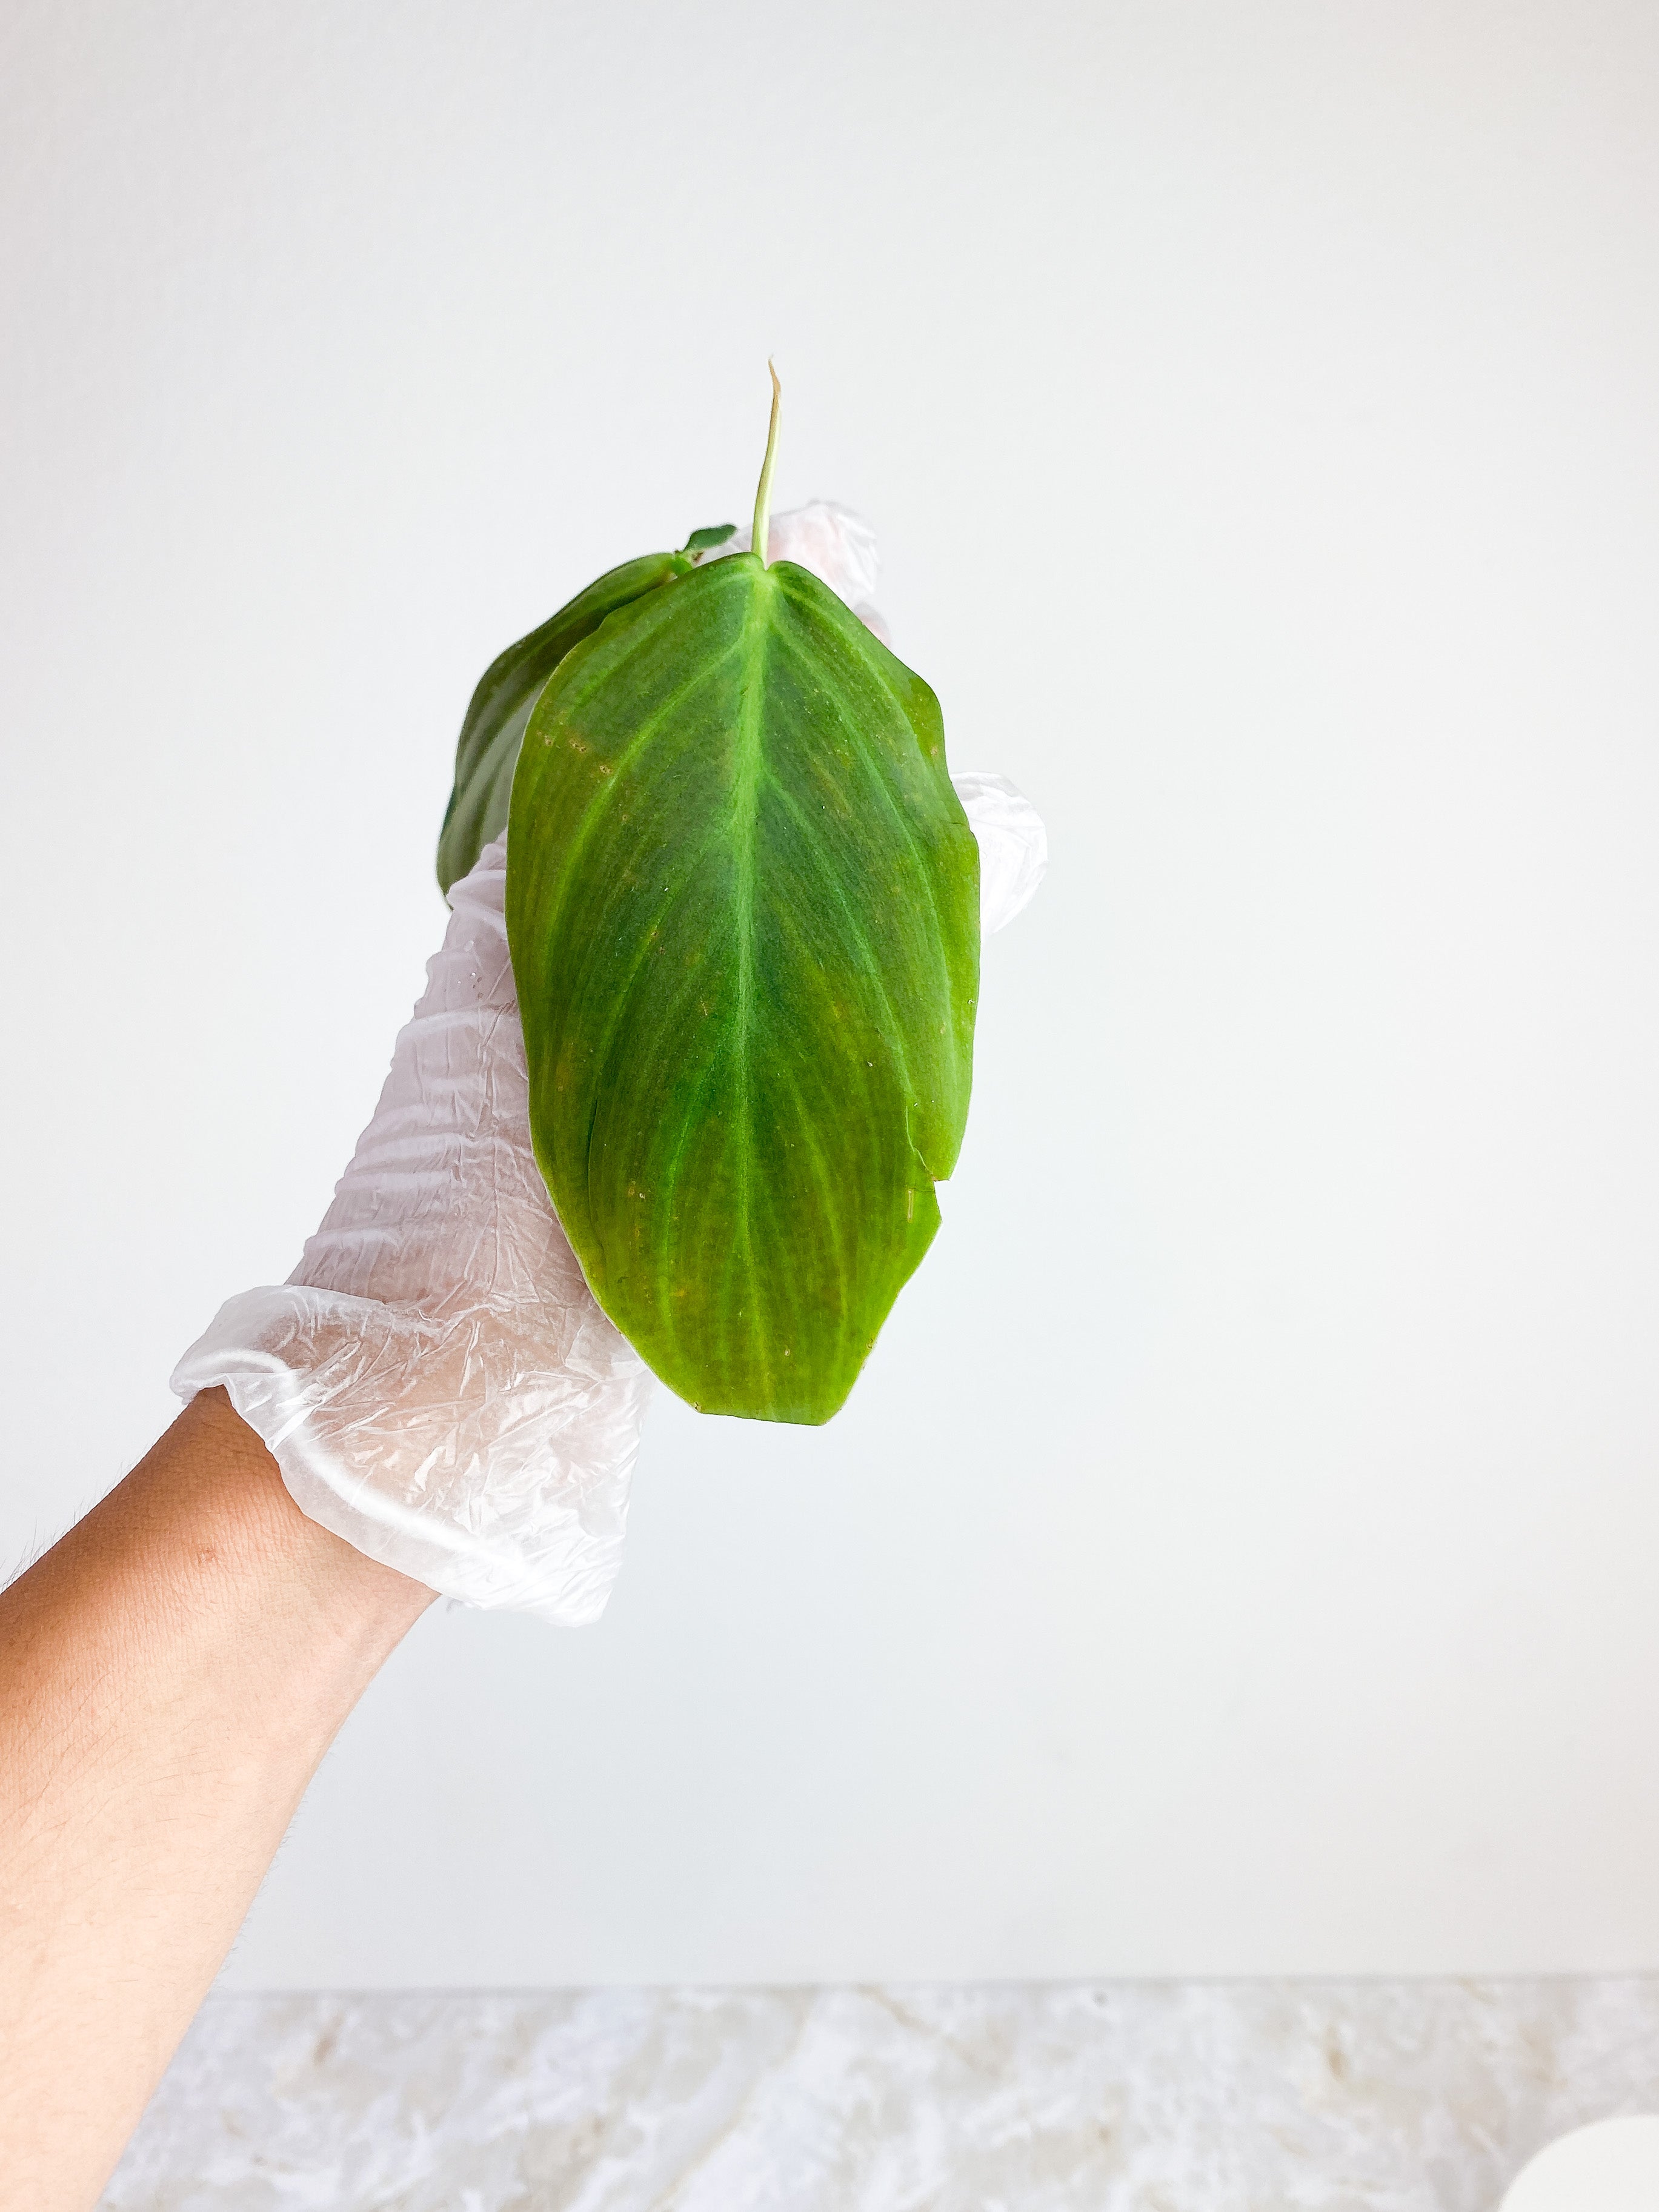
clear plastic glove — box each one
[173,507,1045,1624]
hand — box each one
[174,509,1045,1625]
[174,839,653,1626]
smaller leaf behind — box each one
[436,551,689,894]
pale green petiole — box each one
[751,360,782,567]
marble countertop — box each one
[104,1978,1659,2210]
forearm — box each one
[0,1389,434,2211]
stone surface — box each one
[103,1979,1659,2210]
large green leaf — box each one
[506,552,980,1424]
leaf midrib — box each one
[730,566,776,1399]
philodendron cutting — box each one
[441,370,1011,1426]
[174,371,1042,1617]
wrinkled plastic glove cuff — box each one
[173,1287,648,1623]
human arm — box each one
[0,827,659,2204]
[0,1387,433,2211]
[0,502,1045,2204]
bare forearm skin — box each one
[0,1389,434,2208]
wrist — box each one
[167,1387,439,1656]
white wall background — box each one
[5,0,1659,1984]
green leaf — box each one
[436,551,689,894]
[682,522,738,555]
[506,551,980,1426]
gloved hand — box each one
[173,507,1045,1626]
[173,837,650,1624]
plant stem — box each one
[751,360,782,567]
